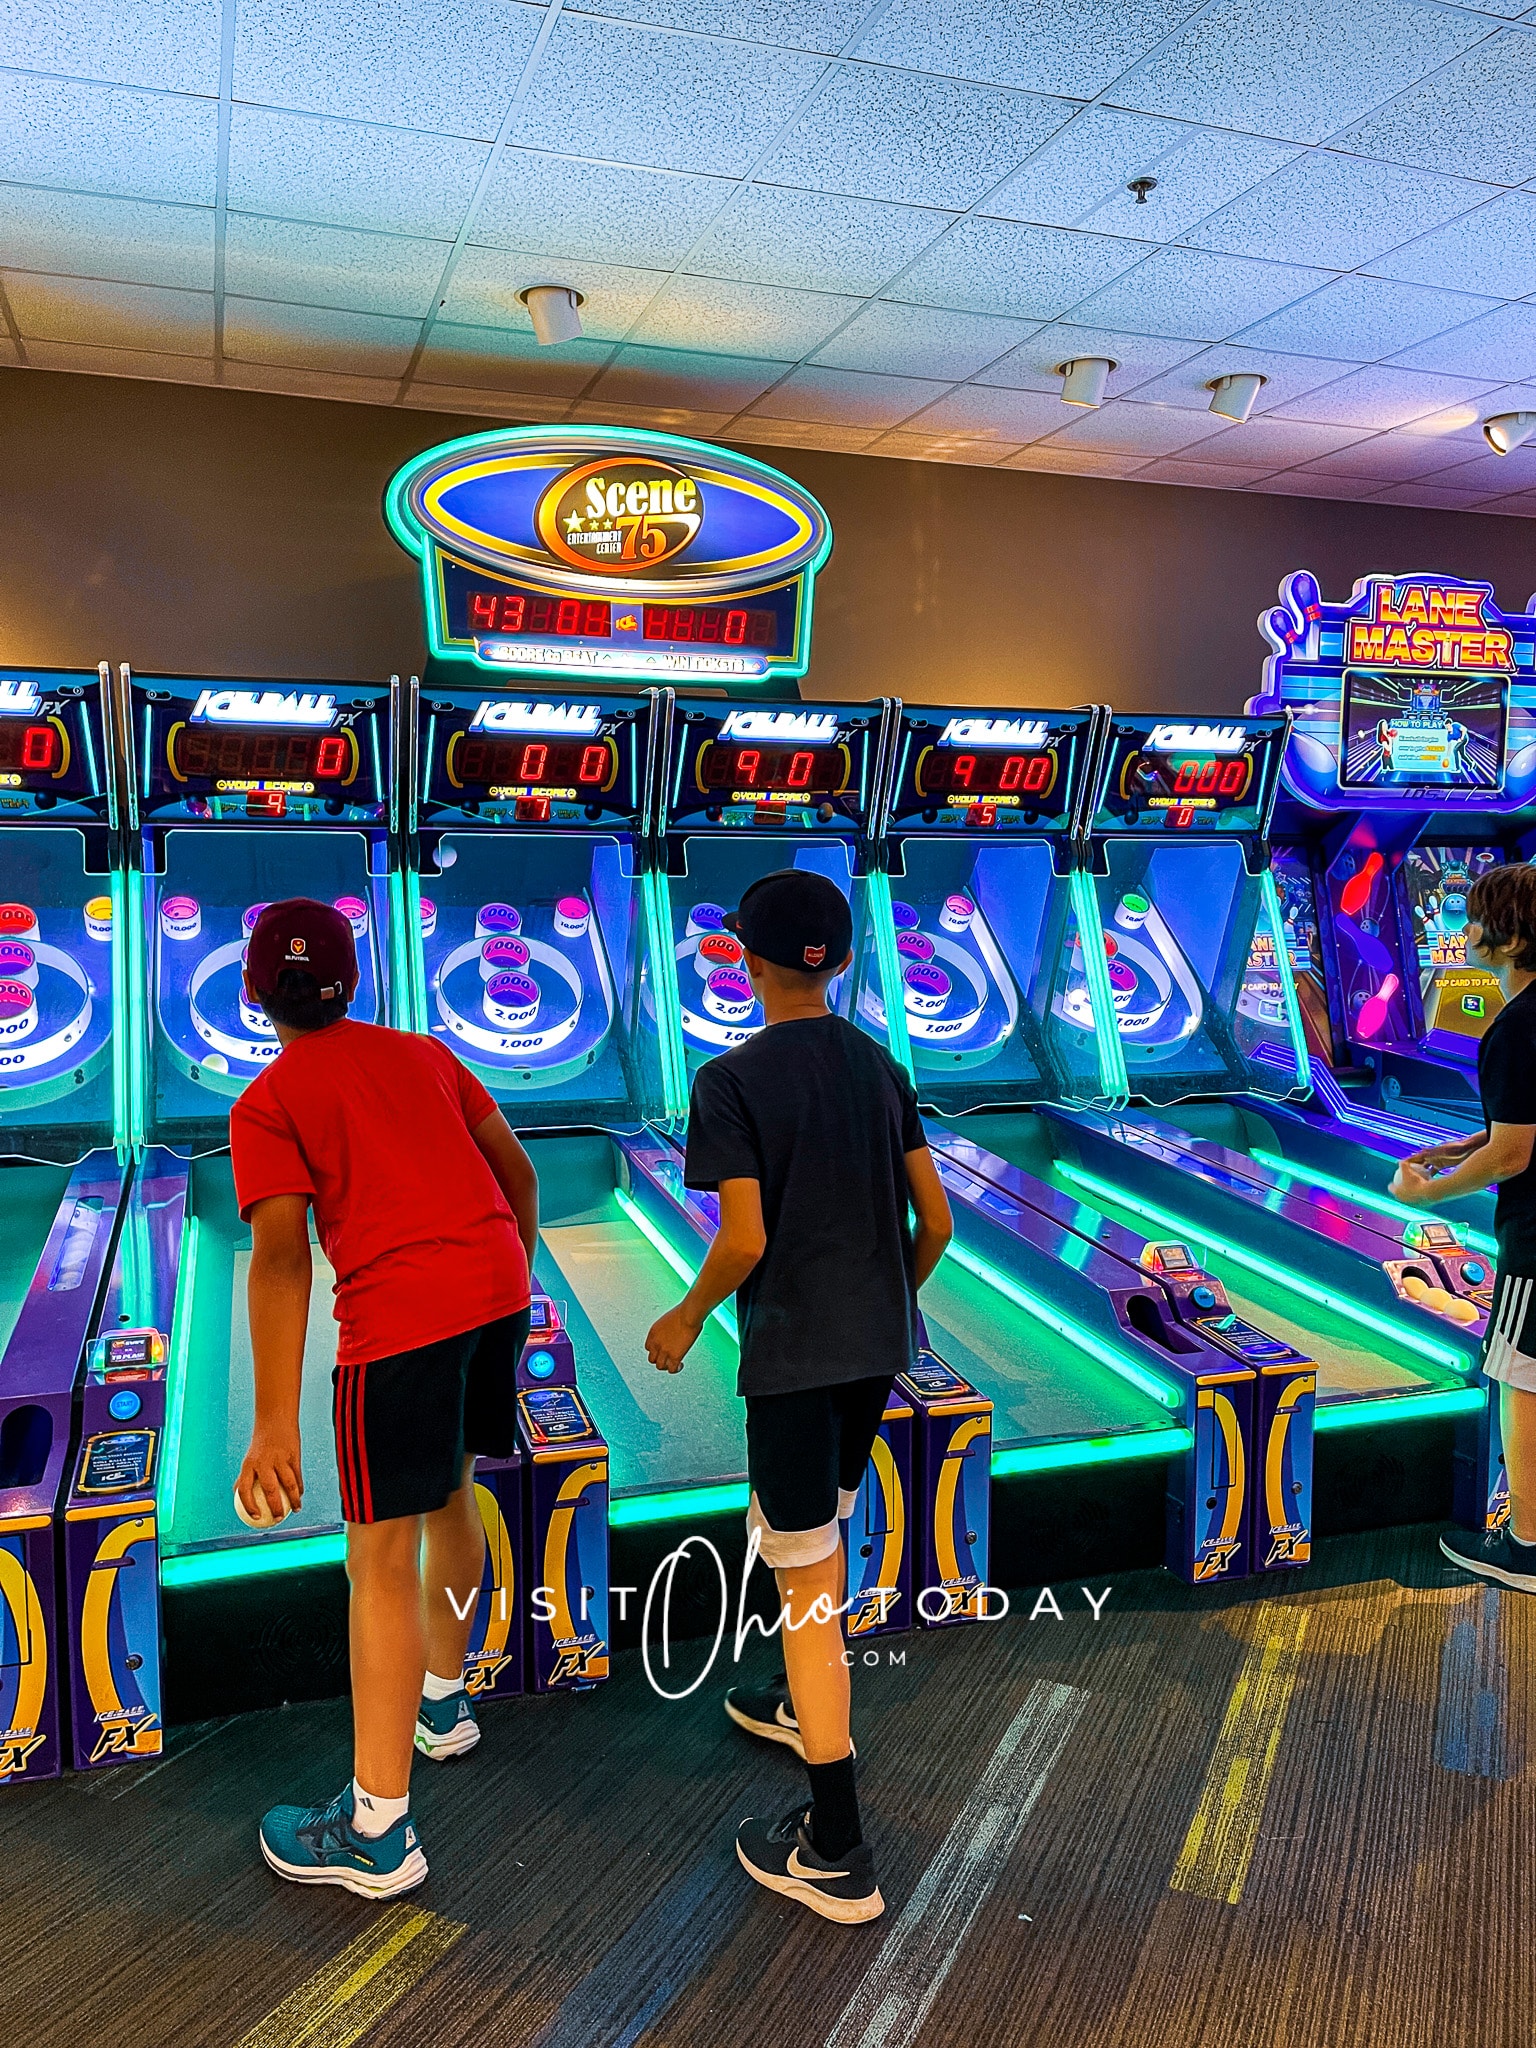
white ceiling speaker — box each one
[518,285,586,346]
[1484,412,1536,455]
[1207,372,1267,423]
[1057,357,1115,409]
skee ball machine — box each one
[0,665,136,1781]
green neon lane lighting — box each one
[943,1238,1181,1410]
[991,1426,1194,1478]
[1054,1161,1472,1375]
[611,1482,752,1527]
[1249,1148,1498,1258]
[1068,869,1130,1107]
[161,1531,348,1589]
[159,1214,199,1541]
[1315,1386,1484,1432]
[865,869,915,1081]
[612,1186,739,1340]
[1260,866,1313,1095]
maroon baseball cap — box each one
[246,898,357,999]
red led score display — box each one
[1131,753,1253,804]
[700,742,846,794]
[470,592,612,637]
[455,735,615,789]
[171,728,351,780]
[644,605,775,647]
[0,723,60,772]
[918,749,1055,798]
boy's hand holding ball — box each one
[235,1432,304,1530]
[1389,1159,1436,1207]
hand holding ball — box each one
[234,1478,294,1529]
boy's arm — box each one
[1393,1123,1535,1206]
[905,1145,954,1287]
[646,1178,765,1374]
[237,1193,311,1517]
[470,1107,540,1266]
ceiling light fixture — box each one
[1207,372,1267,423]
[1058,357,1115,408]
[518,285,585,346]
[1484,411,1536,455]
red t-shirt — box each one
[230,1021,530,1368]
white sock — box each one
[351,1781,409,1838]
[422,1669,464,1701]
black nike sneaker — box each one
[1441,1523,1536,1591]
[724,1675,856,1762]
[736,1807,884,1924]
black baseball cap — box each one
[247,898,357,999]
[725,869,853,974]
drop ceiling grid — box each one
[0,0,1533,507]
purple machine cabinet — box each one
[897,1351,993,1626]
[0,1155,127,1784]
[843,1385,913,1642]
[518,1288,609,1692]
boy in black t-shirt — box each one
[645,869,953,1924]
[1393,861,1536,1589]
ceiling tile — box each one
[1392,400,1501,447]
[562,0,868,53]
[414,321,614,394]
[220,361,404,404]
[985,107,1296,235]
[744,364,951,426]
[1134,457,1279,487]
[507,16,824,177]
[1416,447,1536,494]
[901,383,1069,440]
[1124,343,1351,412]
[1189,153,1489,273]
[5,273,214,353]
[1033,399,1231,456]
[0,186,214,290]
[588,346,792,411]
[1234,275,1497,362]
[1072,246,1323,341]
[1367,481,1502,509]
[1290,438,1483,482]
[228,106,487,237]
[403,382,570,420]
[1251,471,1382,499]
[1390,301,1536,382]
[811,301,1033,380]
[734,419,884,452]
[0,74,218,205]
[972,323,1204,394]
[1117,0,1486,144]
[20,338,210,381]
[1371,192,1536,301]
[2,0,221,95]
[223,300,422,375]
[473,154,729,269]
[895,218,1151,321]
[233,0,544,139]
[763,68,1071,210]
[1340,31,1536,184]
[569,398,734,434]
[628,274,862,358]
[1475,494,1536,520]
[858,0,1203,99]
[442,248,669,339]
[689,183,950,296]
[1002,445,1149,476]
[1185,417,1373,466]
[1270,363,1497,429]
[224,216,446,317]
[872,431,1017,465]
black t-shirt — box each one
[684,1014,926,1396]
[1477,981,1536,1268]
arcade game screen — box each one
[1339,670,1506,791]
[1401,845,1504,1043]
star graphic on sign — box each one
[564,511,586,534]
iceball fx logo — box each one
[536,458,702,574]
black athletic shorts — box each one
[743,1373,895,1566]
[331,1306,532,1524]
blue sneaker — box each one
[259,1786,427,1898]
[415,1686,480,1760]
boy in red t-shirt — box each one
[229,898,538,1898]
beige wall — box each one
[4,366,1533,713]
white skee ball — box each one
[233,1479,294,1529]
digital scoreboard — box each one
[882,708,1098,838]
[387,428,831,694]
[1092,716,1288,836]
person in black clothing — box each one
[645,868,953,1924]
[1393,861,1536,1589]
